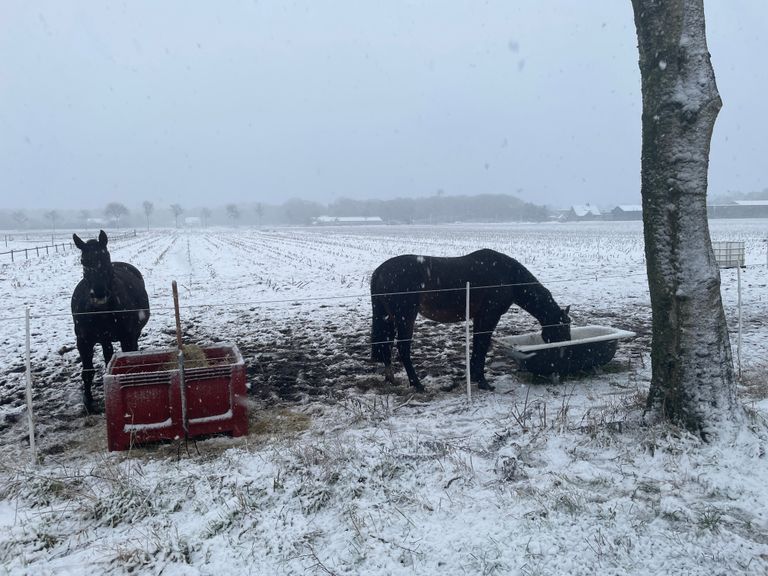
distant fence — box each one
[0,230,137,262]
[0,241,74,262]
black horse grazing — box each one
[370,248,570,391]
[71,230,150,411]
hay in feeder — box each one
[163,344,210,371]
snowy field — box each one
[1,220,767,575]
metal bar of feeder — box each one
[172,280,188,437]
[172,281,183,349]
[177,350,189,437]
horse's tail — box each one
[371,290,394,363]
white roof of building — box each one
[732,200,768,206]
[614,205,643,212]
[315,216,383,223]
[570,205,602,217]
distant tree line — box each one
[0,193,550,230]
[709,187,768,205]
[326,194,549,224]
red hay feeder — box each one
[104,343,248,451]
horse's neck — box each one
[511,268,560,326]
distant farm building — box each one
[184,216,202,227]
[564,205,602,221]
[313,216,384,225]
[707,201,768,219]
[610,205,643,220]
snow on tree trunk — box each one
[631,0,742,440]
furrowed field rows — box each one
[235,231,376,268]
[2,223,766,417]
[211,233,372,291]
[293,224,649,279]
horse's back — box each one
[371,250,515,290]
[460,249,537,285]
[113,261,145,282]
[462,248,516,269]
[371,254,434,293]
[114,262,148,294]
[113,262,150,320]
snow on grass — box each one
[2,392,767,575]
[0,221,767,575]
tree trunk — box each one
[631,0,742,440]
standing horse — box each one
[370,248,570,391]
[71,230,150,411]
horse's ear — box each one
[564,305,571,316]
[98,230,108,247]
[73,233,85,250]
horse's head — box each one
[542,305,571,343]
[73,230,114,305]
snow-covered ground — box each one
[0,221,767,575]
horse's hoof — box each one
[412,384,425,393]
[477,382,495,391]
[384,367,397,385]
[82,390,97,414]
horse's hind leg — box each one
[372,316,396,383]
[395,309,423,392]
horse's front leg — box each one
[471,313,501,391]
[470,333,495,391]
[76,337,96,411]
[120,337,139,353]
[101,341,115,365]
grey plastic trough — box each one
[496,325,636,376]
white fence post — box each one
[712,241,744,380]
[25,308,37,465]
[737,265,742,379]
[466,282,471,402]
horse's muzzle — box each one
[89,291,109,306]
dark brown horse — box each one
[71,230,150,411]
[370,248,570,391]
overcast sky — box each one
[1,1,765,211]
